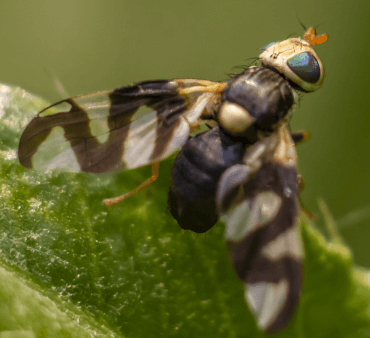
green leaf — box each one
[1,83,370,337]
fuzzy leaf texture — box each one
[0,84,370,337]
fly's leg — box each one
[291,131,310,144]
[297,174,317,221]
[104,162,160,207]
[291,131,316,219]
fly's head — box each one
[259,27,327,92]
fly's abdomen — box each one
[168,126,246,233]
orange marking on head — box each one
[304,27,328,45]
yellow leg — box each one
[291,131,310,145]
[297,175,317,221]
[103,162,160,207]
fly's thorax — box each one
[259,37,324,92]
[216,67,294,137]
[284,87,299,124]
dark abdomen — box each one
[168,126,246,233]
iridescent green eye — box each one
[260,41,278,53]
[287,52,321,84]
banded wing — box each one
[216,124,302,334]
[18,79,225,173]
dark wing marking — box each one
[18,79,225,173]
[217,124,302,334]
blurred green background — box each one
[1,0,369,267]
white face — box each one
[259,37,324,92]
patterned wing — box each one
[216,124,302,334]
[18,79,225,173]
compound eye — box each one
[260,41,278,53]
[287,52,321,84]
